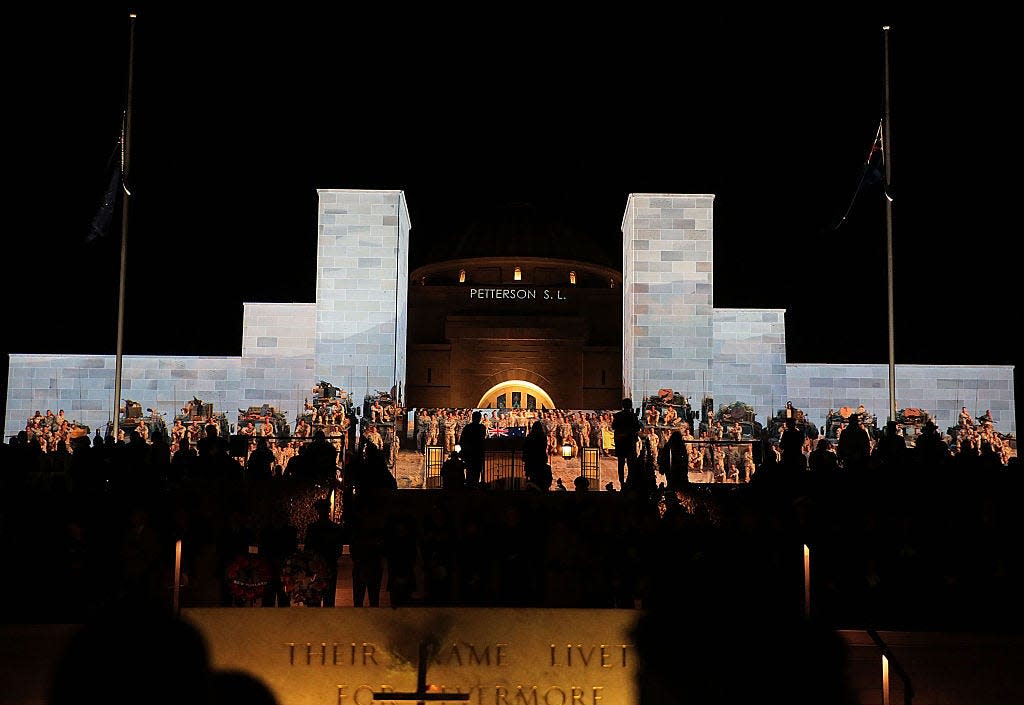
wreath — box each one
[281,551,330,606]
[225,554,272,604]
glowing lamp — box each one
[562,443,572,459]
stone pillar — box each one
[314,189,409,405]
[621,194,714,405]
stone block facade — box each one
[621,194,714,403]
[4,191,1016,439]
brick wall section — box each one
[5,191,1016,440]
[712,309,788,423]
[786,363,1016,434]
[314,189,408,403]
[5,354,240,439]
[621,194,714,403]
[239,302,316,419]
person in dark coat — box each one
[837,413,871,472]
[612,398,642,489]
[303,499,345,606]
[522,420,550,490]
[458,410,487,487]
[440,450,466,490]
[658,429,690,490]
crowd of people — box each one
[4,400,1023,632]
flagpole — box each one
[882,25,896,423]
[112,12,137,442]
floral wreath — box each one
[281,551,330,606]
[225,554,272,604]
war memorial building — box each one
[4,190,1016,440]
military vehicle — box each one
[297,380,354,432]
[641,389,694,431]
[173,396,230,438]
[825,405,880,442]
[893,407,930,447]
[767,402,820,441]
[105,399,168,440]
[237,404,291,438]
[711,401,763,440]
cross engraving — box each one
[372,639,469,703]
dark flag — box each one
[834,119,884,229]
[86,162,120,243]
[862,121,884,187]
[86,126,127,243]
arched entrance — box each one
[477,380,556,410]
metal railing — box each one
[866,627,914,705]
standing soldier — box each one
[427,412,440,449]
[444,412,458,454]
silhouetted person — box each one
[49,606,213,705]
[628,432,658,496]
[246,435,275,482]
[631,606,855,705]
[522,420,550,490]
[872,419,908,470]
[355,441,398,492]
[913,419,952,467]
[808,438,840,474]
[780,415,807,472]
[303,498,345,606]
[349,509,385,607]
[148,430,171,482]
[632,536,857,705]
[458,410,486,487]
[837,413,871,472]
[260,503,298,607]
[195,422,240,484]
[384,513,419,606]
[658,429,690,490]
[612,397,642,488]
[574,474,590,491]
[304,429,338,486]
[440,450,466,490]
[170,436,198,484]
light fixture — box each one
[459,269,466,283]
[569,271,576,285]
[454,444,461,453]
[514,266,522,281]
[562,443,572,459]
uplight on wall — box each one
[514,266,522,281]
[459,269,466,283]
[569,271,577,285]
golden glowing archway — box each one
[477,380,555,410]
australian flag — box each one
[488,427,508,438]
[834,119,886,230]
[87,126,127,243]
[86,166,120,242]
[507,426,526,438]
[863,121,884,187]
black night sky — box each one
[3,7,1019,426]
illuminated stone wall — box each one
[239,302,316,417]
[786,362,1016,433]
[4,354,242,438]
[4,191,1016,439]
[711,309,788,422]
[621,194,714,403]
[314,189,409,404]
